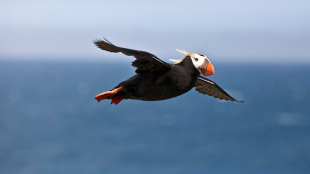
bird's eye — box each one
[194,58,198,62]
[199,54,204,56]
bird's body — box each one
[94,38,243,105]
[112,57,199,101]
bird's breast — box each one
[122,68,197,101]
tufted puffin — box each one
[94,38,243,105]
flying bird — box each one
[94,38,243,105]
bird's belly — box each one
[122,73,196,101]
[131,85,191,101]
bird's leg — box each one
[110,96,123,105]
[94,86,123,104]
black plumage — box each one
[94,38,243,104]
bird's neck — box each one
[178,56,200,76]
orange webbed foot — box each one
[110,96,123,105]
[94,87,123,104]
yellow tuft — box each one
[170,49,210,64]
[176,49,189,55]
[169,49,189,63]
[169,58,184,63]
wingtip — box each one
[93,38,102,44]
[93,38,98,43]
[92,37,112,44]
[103,37,115,45]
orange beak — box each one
[199,61,214,76]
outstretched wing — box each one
[94,38,172,73]
[194,76,243,102]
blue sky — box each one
[0,0,309,63]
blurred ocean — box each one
[0,60,309,174]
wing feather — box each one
[94,38,172,73]
[194,76,243,102]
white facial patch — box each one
[190,53,206,69]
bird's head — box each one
[170,49,214,76]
